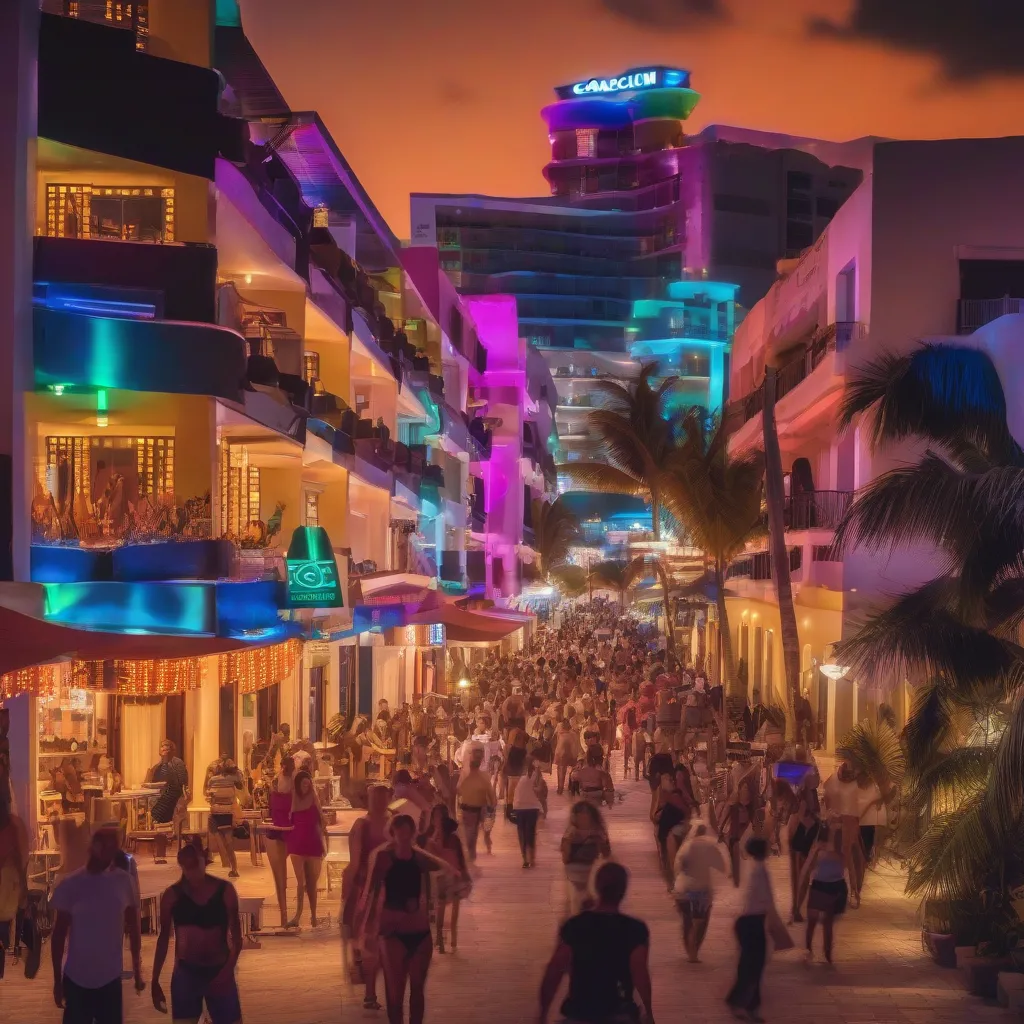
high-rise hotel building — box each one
[411,67,869,488]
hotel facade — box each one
[0,0,548,833]
[723,136,1024,750]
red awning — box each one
[0,604,278,676]
[404,603,524,644]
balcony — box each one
[726,547,802,582]
[34,236,218,324]
[760,491,853,532]
[39,13,245,180]
[727,322,866,430]
[958,297,1024,334]
[33,306,247,402]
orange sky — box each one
[241,0,1024,237]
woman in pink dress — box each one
[286,770,328,928]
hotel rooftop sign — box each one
[555,66,690,100]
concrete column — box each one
[0,0,37,582]
[826,677,837,752]
[6,693,36,832]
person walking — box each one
[797,823,848,964]
[287,768,328,928]
[554,720,581,797]
[151,843,243,1024]
[561,801,611,917]
[455,746,495,864]
[538,861,654,1024]
[502,730,528,821]
[418,806,469,954]
[342,784,392,1009]
[358,815,455,1024]
[143,739,189,864]
[50,825,145,1024]
[512,757,543,868]
[205,757,243,878]
[726,836,789,1022]
[673,822,726,963]
[0,790,29,979]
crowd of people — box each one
[0,601,894,1024]
[338,601,894,1024]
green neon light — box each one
[285,526,343,608]
[96,389,108,412]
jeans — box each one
[515,809,539,860]
[727,914,766,1013]
[62,975,123,1024]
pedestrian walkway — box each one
[2,767,1013,1023]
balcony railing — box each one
[726,547,802,581]
[727,322,866,428]
[759,491,853,532]
[958,297,1024,334]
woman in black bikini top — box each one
[360,814,455,1024]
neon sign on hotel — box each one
[555,66,690,100]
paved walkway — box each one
[2,765,1012,1023]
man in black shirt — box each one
[539,861,654,1024]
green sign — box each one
[285,526,343,608]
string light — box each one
[0,663,67,701]
[221,639,302,694]
[2,639,302,700]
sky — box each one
[241,0,1024,237]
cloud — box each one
[809,0,1024,80]
[438,80,476,105]
[598,0,728,30]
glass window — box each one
[46,184,175,242]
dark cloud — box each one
[437,80,476,105]
[809,0,1024,80]
[598,0,728,30]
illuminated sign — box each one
[555,66,689,101]
[285,526,343,608]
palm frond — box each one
[836,719,905,790]
[556,462,645,496]
[841,343,1019,461]
[904,799,997,901]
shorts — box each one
[791,821,820,857]
[209,813,234,831]
[676,890,712,919]
[808,878,848,916]
[171,961,242,1024]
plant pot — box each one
[924,930,957,968]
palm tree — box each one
[763,366,803,734]
[588,559,631,608]
[833,343,1024,907]
[551,563,588,599]
[661,407,764,697]
[530,496,579,578]
[558,361,677,539]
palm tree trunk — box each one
[715,559,738,694]
[651,491,661,541]
[763,366,802,737]
[653,558,675,656]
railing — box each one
[727,322,866,427]
[958,297,1024,334]
[726,547,802,581]
[759,491,853,531]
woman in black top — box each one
[360,815,455,1024]
[151,844,243,1024]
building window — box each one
[815,196,840,218]
[220,444,260,540]
[46,184,175,242]
[305,491,320,528]
[785,221,814,253]
[303,351,320,385]
[575,129,597,159]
